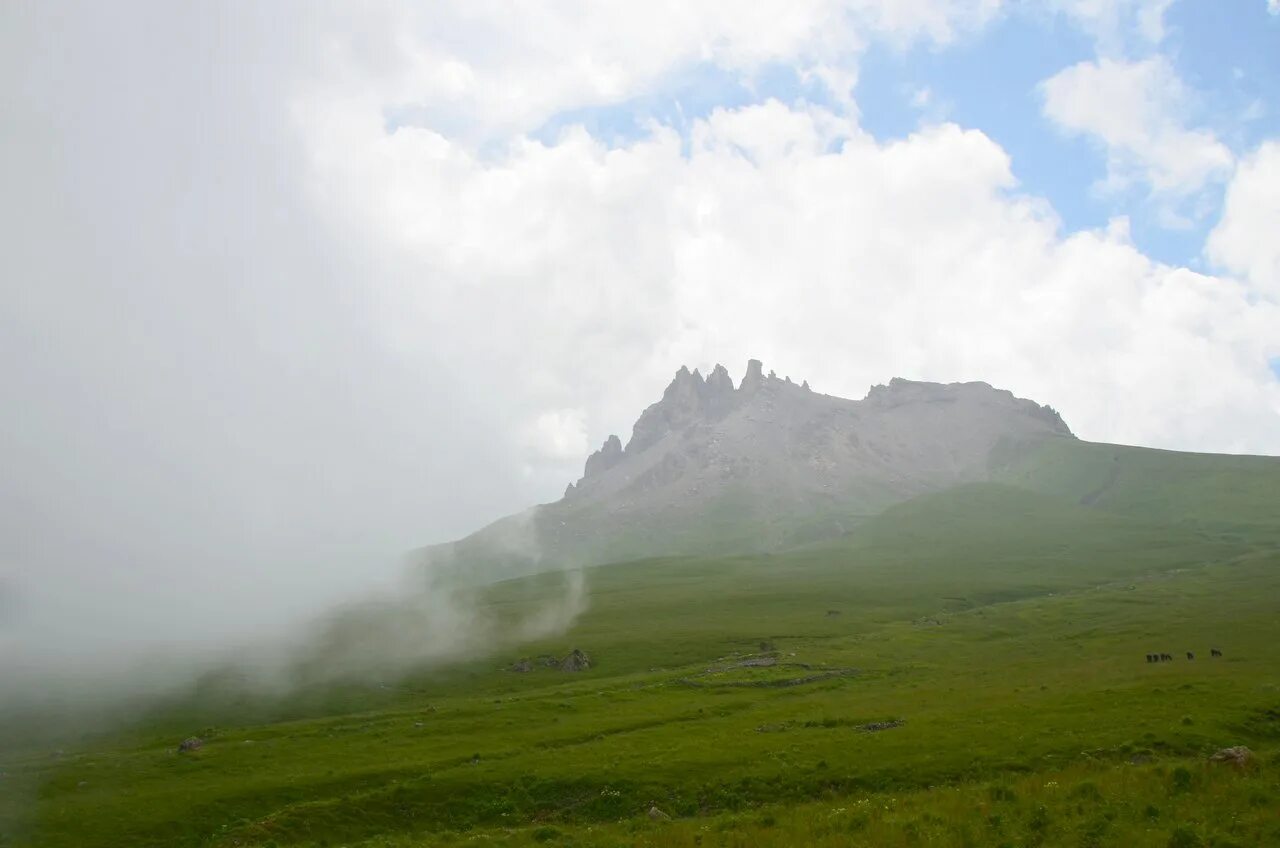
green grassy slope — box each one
[6,478,1279,848]
[996,437,1280,544]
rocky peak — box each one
[570,359,1073,496]
[739,358,764,394]
[583,434,623,479]
[865,377,1072,436]
[625,361,748,454]
[706,363,734,397]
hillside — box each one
[11,480,1280,847]
[8,366,1280,847]
[995,437,1280,545]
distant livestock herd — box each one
[1146,648,1223,663]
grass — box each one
[3,444,1279,847]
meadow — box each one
[3,449,1280,847]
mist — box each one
[0,3,591,726]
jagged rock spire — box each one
[706,363,734,396]
[739,358,764,393]
[575,358,829,490]
[583,434,623,479]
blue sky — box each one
[531,2,1279,268]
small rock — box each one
[509,658,533,673]
[177,737,203,753]
[647,805,671,821]
[1209,746,1253,767]
[77,780,89,788]
[738,657,777,668]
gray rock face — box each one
[417,360,1075,577]
[582,434,624,480]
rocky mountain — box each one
[418,360,1074,579]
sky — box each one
[1,1,1278,673]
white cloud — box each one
[297,78,1280,458]
[1040,57,1234,205]
[526,409,590,462]
[313,1,1005,141]
[1207,142,1280,298]
[1269,0,1279,16]
[1051,0,1174,52]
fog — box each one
[3,1,1279,717]
[0,4,588,705]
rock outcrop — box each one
[560,649,591,672]
[417,359,1076,578]
[582,434,624,480]
[1209,746,1253,767]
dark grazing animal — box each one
[1146,654,1155,663]
[1186,651,1194,660]
[1161,653,1172,662]
[1210,648,1222,657]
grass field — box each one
[3,443,1280,847]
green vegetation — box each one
[3,441,1279,847]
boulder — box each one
[647,805,671,821]
[560,648,591,672]
[177,737,203,753]
[1209,746,1253,767]
[509,658,533,673]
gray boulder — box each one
[560,649,591,672]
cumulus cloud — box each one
[526,410,591,464]
[1206,142,1280,298]
[1040,57,1234,209]
[1050,0,1174,52]
[299,78,1280,457]
[345,0,1004,141]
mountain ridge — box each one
[418,360,1077,579]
